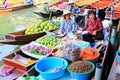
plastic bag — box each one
[63,43,81,61]
[52,43,64,57]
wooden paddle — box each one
[49,12,52,21]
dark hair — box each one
[88,10,96,18]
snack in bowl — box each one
[68,61,95,80]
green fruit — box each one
[38,20,43,24]
[34,29,39,32]
[48,26,53,30]
[30,29,34,32]
[41,22,47,27]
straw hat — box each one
[68,0,75,4]
[42,0,49,4]
[62,10,73,16]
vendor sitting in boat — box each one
[65,0,80,14]
[39,0,62,18]
[25,0,33,5]
[40,0,50,15]
[58,9,78,34]
[65,0,81,23]
[2,0,8,8]
[82,10,104,43]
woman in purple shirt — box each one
[82,10,104,43]
[2,0,8,8]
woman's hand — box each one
[58,30,63,34]
[92,31,96,36]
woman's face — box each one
[70,3,74,7]
[89,13,95,20]
[65,14,71,20]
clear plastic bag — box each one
[63,43,81,61]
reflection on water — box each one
[0,7,41,39]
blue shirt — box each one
[25,0,33,5]
[66,5,80,13]
[60,18,78,33]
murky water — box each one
[0,7,42,58]
[0,7,41,39]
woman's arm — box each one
[59,18,65,32]
[72,21,78,32]
[96,18,103,33]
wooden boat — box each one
[0,4,34,15]
[14,41,109,80]
[0,29,57,45]
[0,29,46,45]
[0,49,38,80]
[105,0,120,20]
[0,39,31,45]
[74,0,97,7]
[33,0,64,18]
[33,10,63,18]
[50,0,64,7]
[88,0,114,9]
[79,0,114,21]
[0,2,24,8]
[49,0,67,10]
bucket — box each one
[67,61,95,80]
[35,57,68,79]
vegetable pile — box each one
[25,20,60,35]
[13,54,36,66]
[36,35,61,49]
[24,44,51,55]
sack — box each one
[63,43,81,61]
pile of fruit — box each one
[16,58,36,66]
[25,20,60,35]
[24,44,51,56]
[13,54,36,66]
[36,35,62,49]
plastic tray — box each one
[20,41,51,59]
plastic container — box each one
[116,50,120,64]
[88,56,100,64]
[74,41,90,50]
[24,76,40,80]
[67,61,95,80]
[94,63,103,80]
[35,57,68,79]
[90,43,95,47]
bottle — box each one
[94,63,103,80]
[110,26,116,45]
